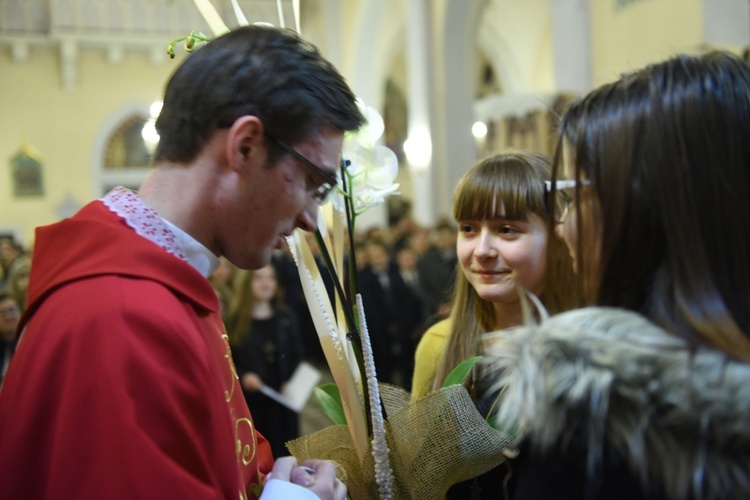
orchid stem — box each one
[341,161,360,309]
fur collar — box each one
[484,307,750,499]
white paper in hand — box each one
[258,361,322,413]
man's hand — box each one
[264,456,346,500]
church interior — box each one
[1,0,747,247]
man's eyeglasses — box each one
[545,179,591,223]
[264,133,338,205]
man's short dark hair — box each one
[155,25,365,164]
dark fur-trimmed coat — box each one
[483,307,750,499]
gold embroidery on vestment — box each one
[222,332,239,402]
[235,417,257,466]
[247,481,262,499]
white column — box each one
[11,40,29,62]
[704,0,750,46]
[433,0,483,219]
[405,0,437,228]
[550,0,592,95]
[320,0,343,68]
[343,0,395,231]
[60,38,79,91]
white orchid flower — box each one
[346,98,385,149]
[354,185,400,212]
[343,143,399,213]
[347,144,398,186]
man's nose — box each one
[296,200,319,232]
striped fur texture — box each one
[484,307,750,499]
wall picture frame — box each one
[10,144,44,197]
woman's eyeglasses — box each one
[545,179,591,223]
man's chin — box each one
[229,250,272,271]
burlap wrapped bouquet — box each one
[287,384,513,499]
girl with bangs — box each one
[411,151,579,401]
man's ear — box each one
[226,115,265,172]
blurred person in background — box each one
[6,253,31,312]
[227,264,305,459]
[417,218,458,324]
[0,237,22,290]
[0,292,20,385]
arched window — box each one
[93,103,156,195]
[104,115,153,169]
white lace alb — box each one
[101,186,187,261]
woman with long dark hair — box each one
[486,51,750,499]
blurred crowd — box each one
[0,236,29,385]
[210,213,460,390]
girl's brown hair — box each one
[227,266,285,346]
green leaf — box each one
[313,383,347,425]
[442,356,483,388]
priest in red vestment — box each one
[0,25,363,500]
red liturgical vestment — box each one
[0,201,273,498]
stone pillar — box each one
[405,0,437,227]
[430,0,484,221]
[704,0,750,46]
[320,0,343,68]
[60,38,78,91]
[550,0,593,95]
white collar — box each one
[160,217,220,278]
[100,187,219,278]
